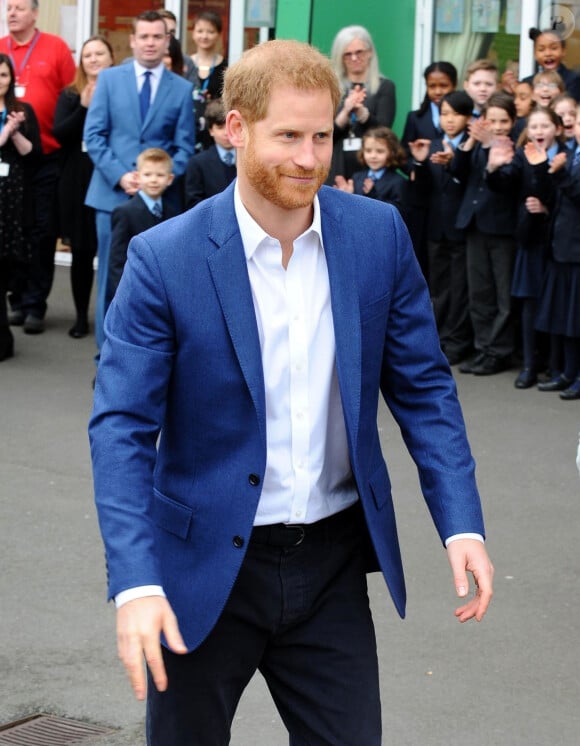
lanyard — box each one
[7,29,41,80]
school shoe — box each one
[559,379,580,400]
[471,354,511,376]
[458,352,485,374]
[23,314,45,334]
[514,368,537,389]
[537,374,572,392]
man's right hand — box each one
[119,171,140,195]
[116,596,187,700]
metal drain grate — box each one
[0,714,115,744]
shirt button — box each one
[248,473,260,486]
[233,536,244,548]
[295,510,303,518]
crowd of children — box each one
[327,27,580,401]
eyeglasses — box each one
[534,82,560,89]
[343,48,370,61]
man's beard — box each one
[243,138,329,210]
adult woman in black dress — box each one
[53,35,114,339]
[186,11,227,151]
[327,25,396,183]
[0,54,41,361]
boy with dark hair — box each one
[184,99,236,208]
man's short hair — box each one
[464,58,498,81]
[136,147,173,172]
[132,10,165,33]
[222,39,341,124]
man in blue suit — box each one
[89,40,493,746]
[84,10,195,356]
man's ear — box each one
[226,110,246,148]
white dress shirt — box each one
[133,60,164,102]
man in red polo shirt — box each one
[0,0,75,333]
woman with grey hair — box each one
[327,25,396,183]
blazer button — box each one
[233,535,244,548]
[248,473,260,486]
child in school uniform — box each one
[450,91,519,375]
[108,148,177,301]
[0,54,41,361]
[551,93,577,151]
[408,90,473,365]
[401,62,457,279]
[463,59,499,118]
[333,126,409,221]
[534,105,580,400]
[184,99,236,209]
[531,70,565,108]
[486,106,566,388]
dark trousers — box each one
[428,237,472,356]
[466,229,516,359]
[146,504,382,746]
[9,151,61,319]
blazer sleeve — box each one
[166,77,196,177]
[53,90,86,147]
[83,70,132,189]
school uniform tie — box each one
[573,147,580,168]
[140,71,152,121]
[223,151,234,166]
[152,202,162,218]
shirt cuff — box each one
[114,585,166,609]
[445,532,484,548]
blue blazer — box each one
[84,64,195,213]
[89,184,485,652]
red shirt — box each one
[0,30,76,154]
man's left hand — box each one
[447,539,494,622]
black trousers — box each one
[146,503,382,746]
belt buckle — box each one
[286,525,305,546]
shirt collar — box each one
[138,190,161,212]
[133,60,164,81]
[216,143,235,164]
[234,181,323,263]
[444,132,464,149]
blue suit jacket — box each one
[89,184,485,652]
[84,64,195,213]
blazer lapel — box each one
[318,188,362,452]
[206,187,267,439]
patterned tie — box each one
[573,148,580,168]
[140,71,152,121]
[152,202,162,218]
[223,151,234,166]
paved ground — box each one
[1,264,579,745]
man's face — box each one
[464,69,497,108]
[6,0,38,39]
[237,86,334,211]
[130,20,168,68]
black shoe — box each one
[537,374,571,392]
[68,320,89,339]
[8,309,24,326]
[23,314,45,334]
[559,379,580,400]
[514,368,537,389]
[458,352,485,374]
[472,355,511,376]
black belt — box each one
[250,502,360,548]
